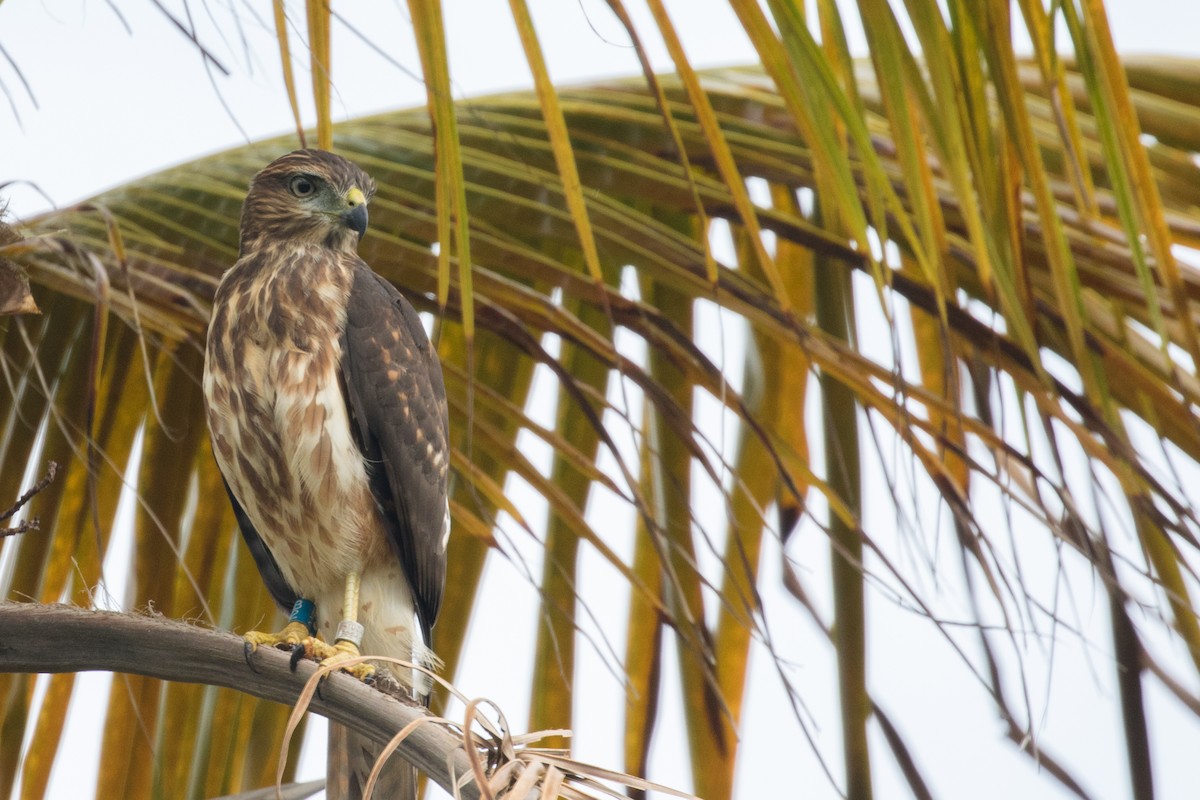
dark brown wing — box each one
[222,478,299,612]
[340,264,449,646]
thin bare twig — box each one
[0,460,58,537]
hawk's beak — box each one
[342,187,369,241]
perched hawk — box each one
[202,149,450,798]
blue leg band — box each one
[288,598,316,636]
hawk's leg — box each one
[313,570,376,681]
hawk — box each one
[202,149,450,798]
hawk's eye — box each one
[289,175,318,197]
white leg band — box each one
[335,620,365,648]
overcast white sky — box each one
[5,0,1200,218]
[3,2,1200,799]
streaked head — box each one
[239,149,377,255]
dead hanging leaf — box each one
[0,218,39,316]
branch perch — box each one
[0,602,486,799]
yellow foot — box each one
[243,620,312,652]
[241,624,372,680]
[314,638,376,682]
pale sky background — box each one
[3,2,1200,799]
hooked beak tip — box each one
[342,203,368,241]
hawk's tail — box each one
[327,721,417,800]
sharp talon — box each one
[243,641,261,674]
[289,644,306,672]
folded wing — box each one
[339,264,450,646]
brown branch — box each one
[0,519,38,537]
[0,602,492,799]
[0,460,58,537]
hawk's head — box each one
[239,149,378,255]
